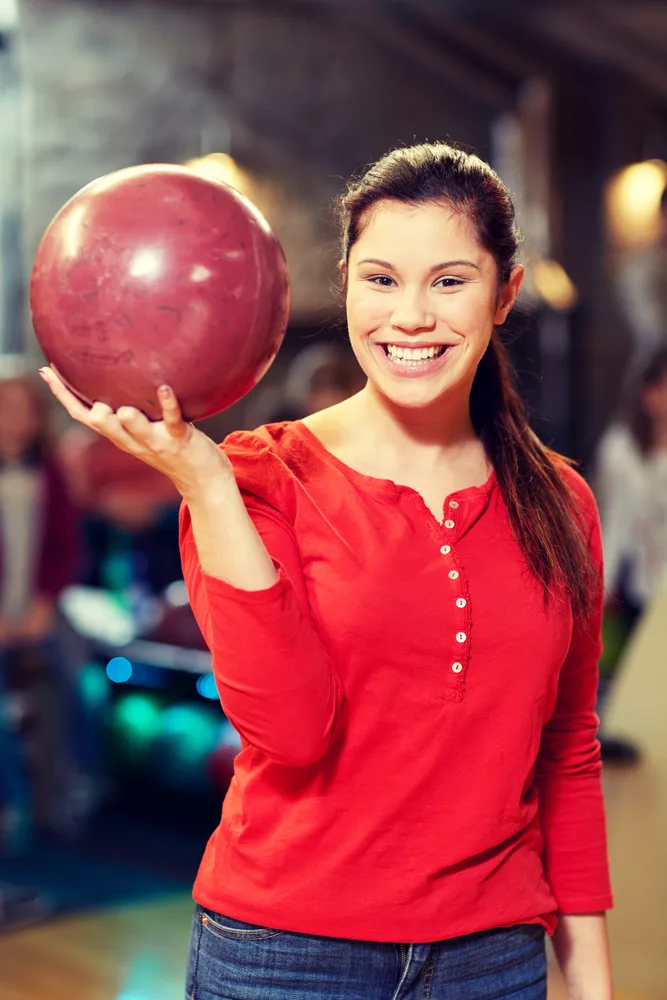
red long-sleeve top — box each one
[179,420,613,943]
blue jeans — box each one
[186,906,547,999]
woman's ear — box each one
[338,259,348,292]
[494,265,524,325]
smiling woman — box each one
[41,142,613,1000]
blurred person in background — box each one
[245,342,363,426]
[59,427,182,601]
[285,342,364,416]
[593,347,667,764]
[0,373,90,855]
[616,185,667,371]
[42,142,613,1000]
[596,344,667,632]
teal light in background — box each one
[152,703,220,790]
[110,692,163,767]
[196,674,219,700]
[106,657,133,683]
[79,661,110,708]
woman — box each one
[41,143,613,1000]
[0,375,82,850]
[597,344,667,624]
[593,346,667,764]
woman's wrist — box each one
[177,467,237,508]
[552,913,613,1000]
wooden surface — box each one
[600,577,667,999]
[0,896,192,1000]
[605,573,667,760]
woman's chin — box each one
[372,369,462,411]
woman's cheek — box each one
[439,291,495,338]
[349,298,387,336]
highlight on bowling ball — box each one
[30,164,291,421]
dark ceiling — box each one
[195,0,667,109]
[351,0,667,109]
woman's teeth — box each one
[384,344,446,365]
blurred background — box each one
[0,0,666,997]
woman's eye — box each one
[368,275,396,287]
[434,277,464,289]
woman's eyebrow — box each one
[356,257,396,270]
[357,257,481,273]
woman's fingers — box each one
[88,402,144,452]
[39,367,93,423]
[116,405,153,438]
[40,367,189,453]
[40,368,143,453]
[157,385,189,438]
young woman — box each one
[597,344,667,624]
[0,375,82,850]
[41,143,613,1000]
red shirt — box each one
[179,420,613,943]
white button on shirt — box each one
[456,632,467,643]
[448,570,459,580]
[451,662,463,673]
[440,545,451,555]
[448,500,459,509]
[444,519,456,529]
[456,598,466,609]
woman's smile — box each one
[371,340,458,379]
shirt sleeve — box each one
[534,491,614,914]
[178,442,342,768]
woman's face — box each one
[345,200,523,411]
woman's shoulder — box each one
[220,421,308,502]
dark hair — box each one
[337,142,597,619]
[627,344,667,455]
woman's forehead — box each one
[352,200,486,264]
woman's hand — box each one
[39,368,232,501]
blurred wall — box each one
[18,0,493,329]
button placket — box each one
[437,511,472,700]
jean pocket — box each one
[200,907,287,942]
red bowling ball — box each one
[30,164,290,421]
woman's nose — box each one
[390,291,436,333]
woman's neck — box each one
[319,382,488,483]
[354,382,477,448]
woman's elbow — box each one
[232,710,339,768]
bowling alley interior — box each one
[1,0,667,998]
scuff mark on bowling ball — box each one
[65,347,134,365]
